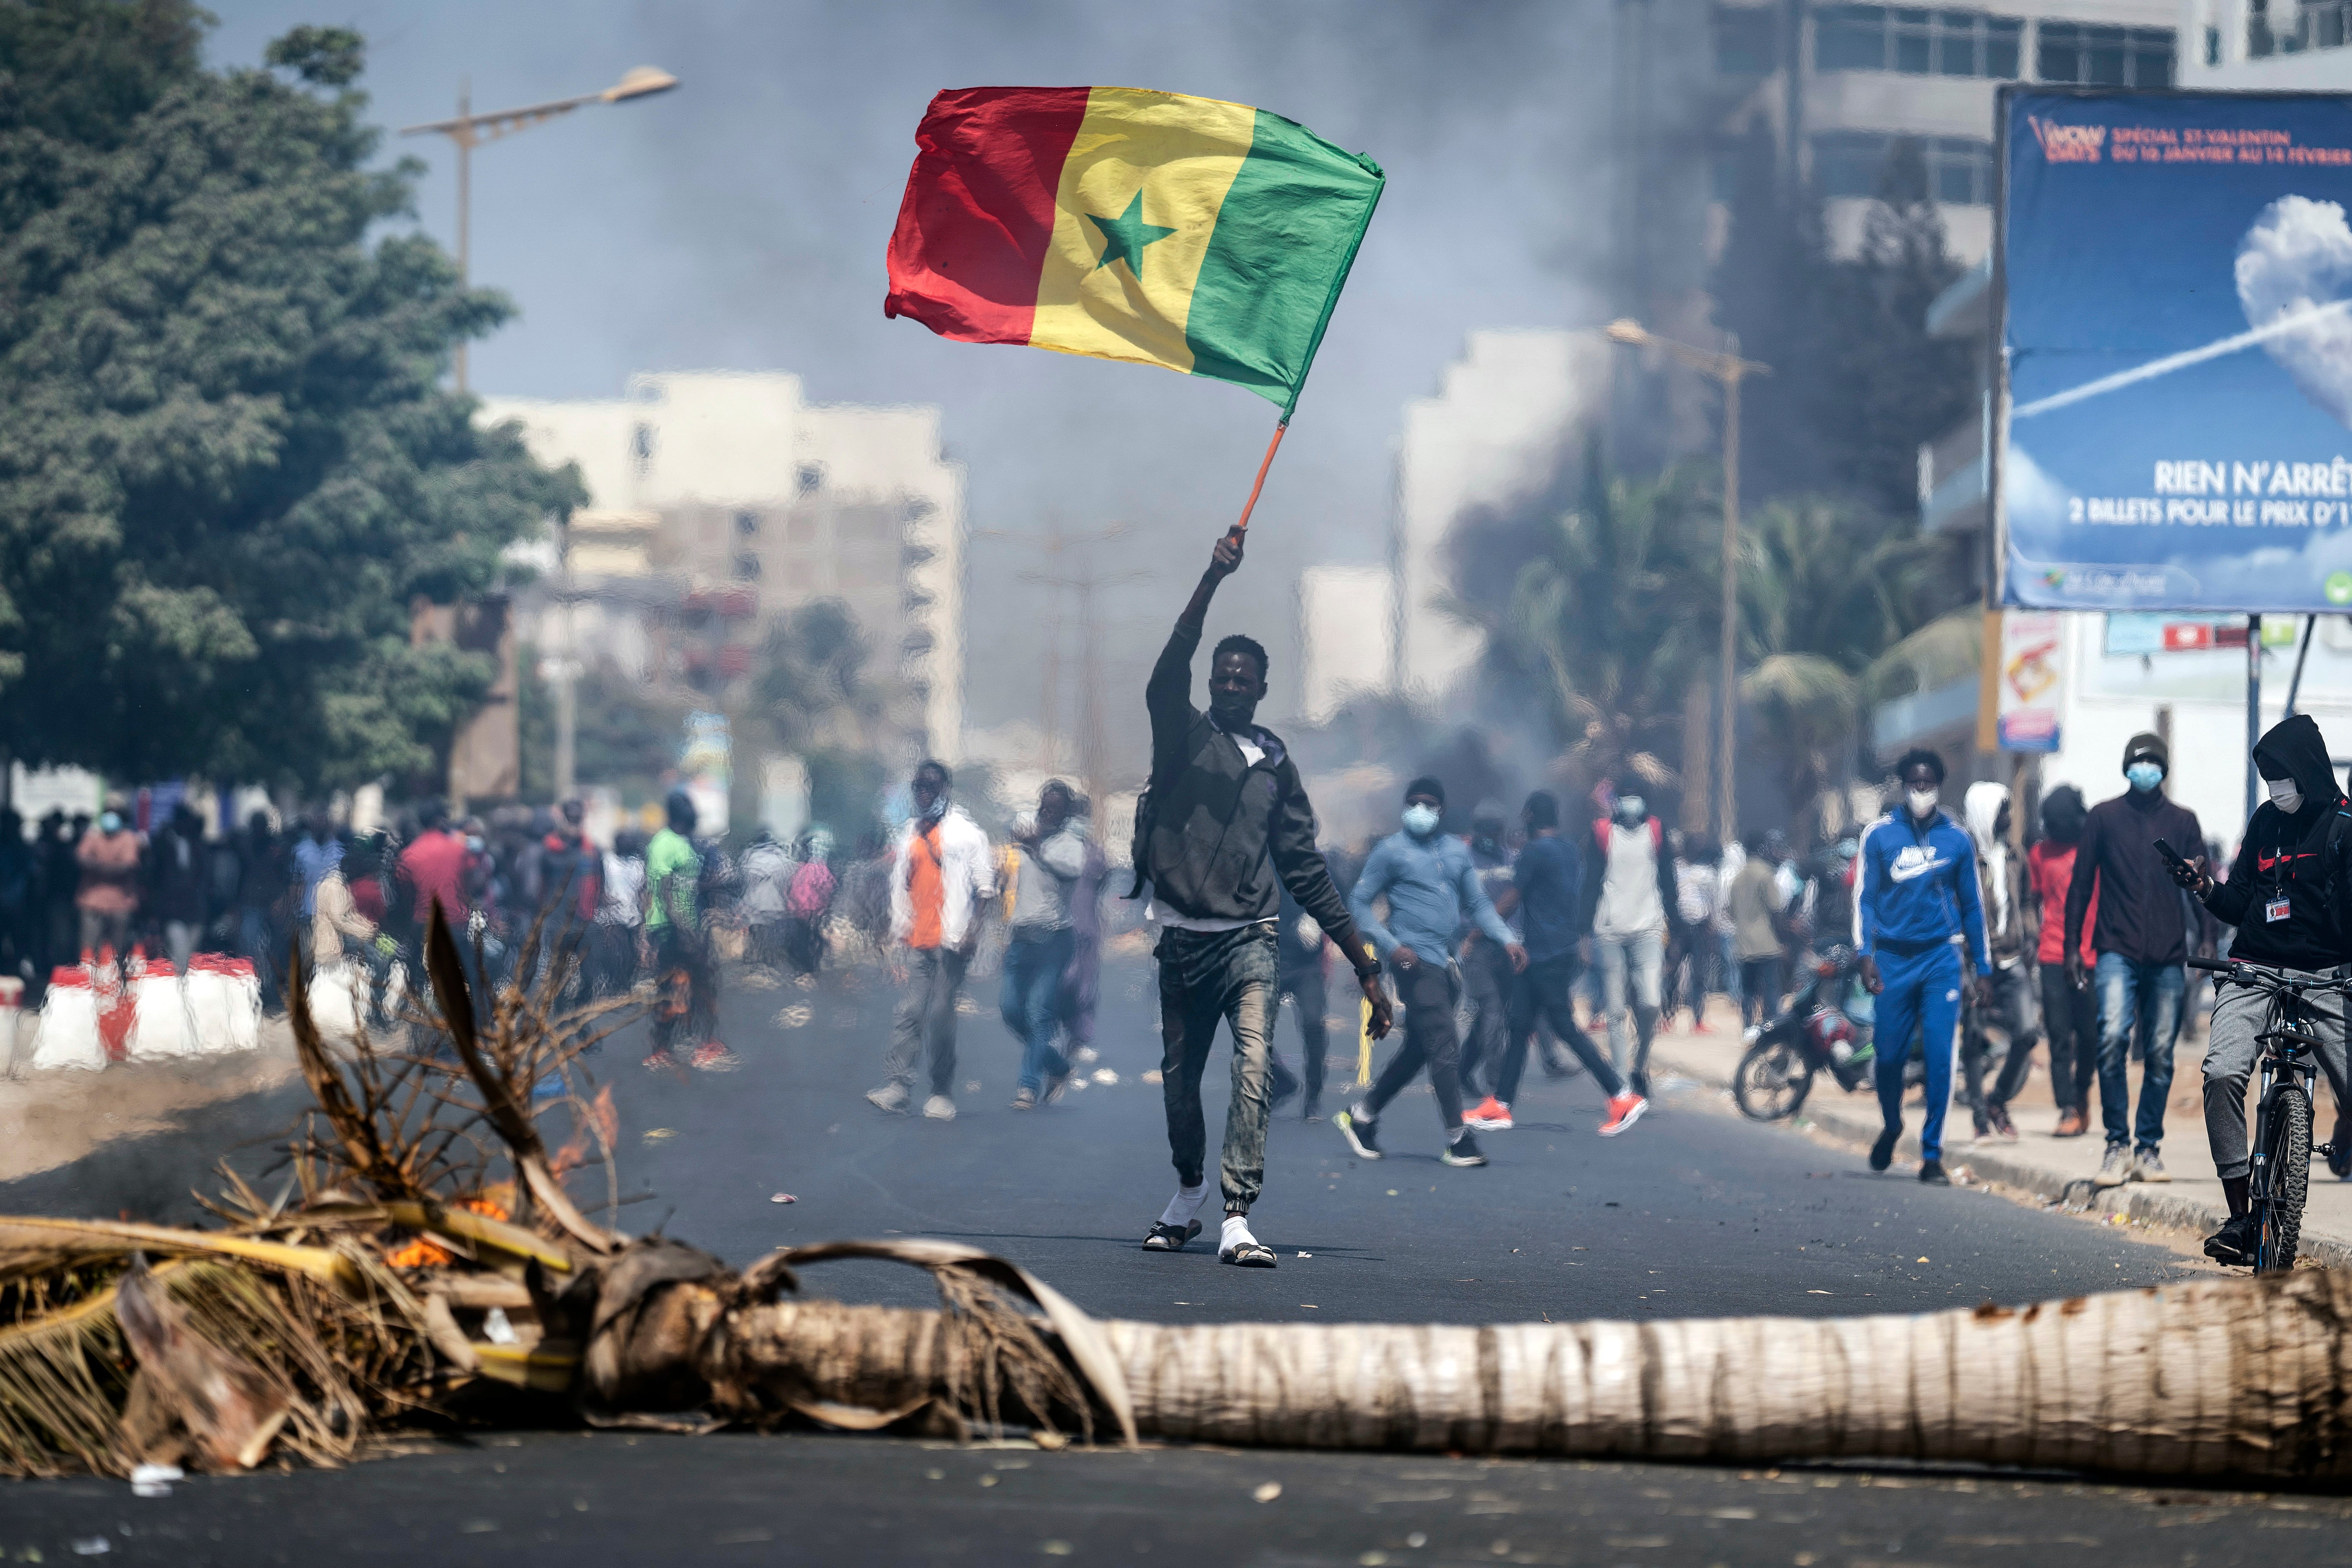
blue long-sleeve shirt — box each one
[1512,832,1584,964]
[1854,808,1991,974]
[1350,829,1515,968]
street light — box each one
[401,65,679,393]
[404,67,677,805]
[1604,318,1771,847]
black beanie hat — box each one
[1404,775,1446,806]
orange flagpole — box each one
[1228,419,1289,536]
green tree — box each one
[1735,494,1950,824]
[1486,449,1720,795]
[0,2,580,790]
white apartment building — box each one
[1717,0,2183,262]
[2183,0,2352,84]
[480,371,967,764]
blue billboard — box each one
[2001,89,2352,612]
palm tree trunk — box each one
[717,1268,2352,1481]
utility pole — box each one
[1604,319,1770,847]
[1022,563,1151,825]
[975,522,1131,774]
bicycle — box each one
[2187,954,2349,1273]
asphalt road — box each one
[7,949,2347,1566]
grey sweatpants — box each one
[2201,966,2351,1182]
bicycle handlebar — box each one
[2189,954,2352,993]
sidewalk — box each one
[1646,996,2352,1268]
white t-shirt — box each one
[1592,821,1667,941]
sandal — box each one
[1218,1238,1277,1268]
[1141,1219,1201,1252]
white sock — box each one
[1447,1123,1471,1146]
[1159,1182,1208,1229]
[1220,1213,1258,1253]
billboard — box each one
[2001,89,2352,612]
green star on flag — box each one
[1086,190,1176,276]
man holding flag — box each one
[883,83,1391,1265]
[1134,527,1390,1267]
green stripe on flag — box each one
[1184,110,1383,415]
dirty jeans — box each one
[884,946,969,1098]
[2201,966,2350,1182]
[999,926,1072,1095]
[1156,924,1281,1215]
[1365,956,1468,1132]
[2095,952,2184,1153]
[1594,927,1665,1093]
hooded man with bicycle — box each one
[2166,712,2352,1267]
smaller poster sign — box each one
[1998,611,2064,752]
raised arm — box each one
[1147,530,1245,775]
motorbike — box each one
[1732,944,1880,1122]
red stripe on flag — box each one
[885,87,1091,345]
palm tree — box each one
[1736,495,1950,833]
[1484,447,1721,798]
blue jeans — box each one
[1000,927,1074,1094]
[1872,944,1963,1163]
[2094,952,2183,1152]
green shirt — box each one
[645,827,701,931]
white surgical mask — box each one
[1402,803,1441,837]
[2267,776,2304,814]
[1906,788,1939,820]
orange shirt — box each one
[905,824,945,949]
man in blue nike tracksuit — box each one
[1855,748,1992,1185]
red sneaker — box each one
[1464,1095,1509,1130]
[1598,1093,1648,1137]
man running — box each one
[1856,749,1991,1185]
[1001,780,1085,1110]
[1582,788,1682,1096]
[1456,804,1518,1103]
[2164,714,2352,1265]
[1335,778,1525,1168]
[867,760,995,1121]
[1137,527,1389,1268]
[1469,790,1646,1137]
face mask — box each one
[99,813,121,834]
[1615,796,1644,823]
[1402,803,1441,837]
[1906,789,1939,820]
[2267,776,2304,814]
[919,795,947,820]
[2126,761,2163,793]
[466,836,485,854]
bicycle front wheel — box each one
[2257,1085,2312,1275]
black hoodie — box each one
[2204,713,2352,970]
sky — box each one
[205,1,1621,742]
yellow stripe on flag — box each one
[1030,87,1254,374]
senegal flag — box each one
[884,87,1384,416]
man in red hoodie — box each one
[2026,785,2098,1138]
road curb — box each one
[1652,1041,2352,1270]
